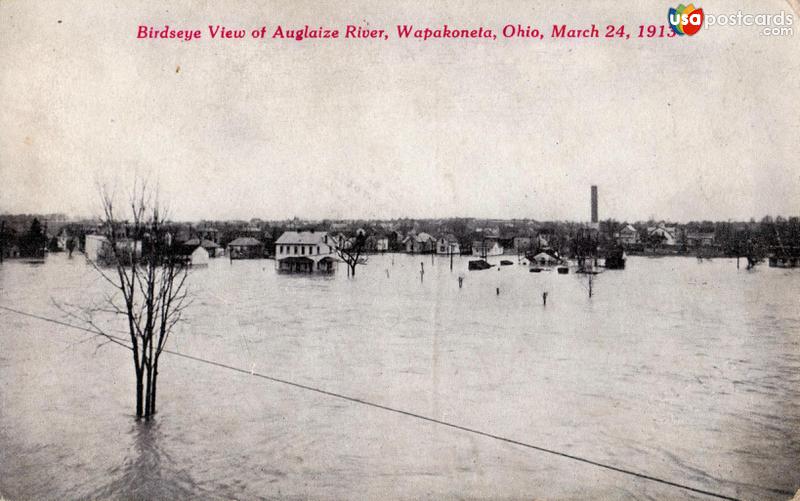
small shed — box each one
[190,246,210,266]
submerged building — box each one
[275,231,336,273]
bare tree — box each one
[334,233,368,277]
[65,179,190,420]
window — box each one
[301,246,305,255]
[294,246,298,254]
[317,246,320,255]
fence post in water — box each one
[737,256,740,269]
[420,262,424,282]
[588,275,593,297]
[386,269,389,278]
[496,287,500,296]
[543,291,548,306]
[458,276,463,288]
[450,251,453,271]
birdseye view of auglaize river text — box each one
[135,23,689,41]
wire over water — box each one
[0,303,751,501]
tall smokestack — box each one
[591,185,598,223]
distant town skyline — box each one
[1,208,797,226]
[2,0,799,223]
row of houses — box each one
[51,222,719,269]
[615,222,717,248]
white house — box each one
[472,238,504,257]
[403,232,435,253]
[530,252,560,266]
[275,231,336,273]
[685,231,715,247]
[647,223,677,246]
[616,224,639,245]
[436,235,460,255]
[84,234,142,263]
[84,234,107,262]
[375,236,389,252]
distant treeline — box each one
[2,214,799,259]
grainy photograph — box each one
[1,1,799,500]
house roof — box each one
[532,252,559,263]
[275,231,328,245]
[275,231,328,244]
[648,227,675,237]
[228,237,263,246]
[184,238,220,249]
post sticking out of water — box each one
[543,291,548,306]
[386,269,389,278]
[450,251,453,271]
[420,262,424,282]
[458,276,463,288]
[588,275,593,298]
[496,287,500,296]
[737,256,740,269]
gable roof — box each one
[184,238,220,249]
[532,252,559,263]
[228,237,263,247]
[275,231,328,245]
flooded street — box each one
[1,253,799,500]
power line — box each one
[0,304,748,501]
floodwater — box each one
[0,253,798,500]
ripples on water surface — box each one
[0,254,798,500]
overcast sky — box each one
[1,0,798,222]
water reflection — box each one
[84,420,202,501]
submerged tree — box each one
[334,232,367,277]
[66,180,190,420]
[20,217,47,258]
[66,237,76,257]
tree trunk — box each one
[144,361,153,420]
[135,370,144,419]
[150,362,159,416]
